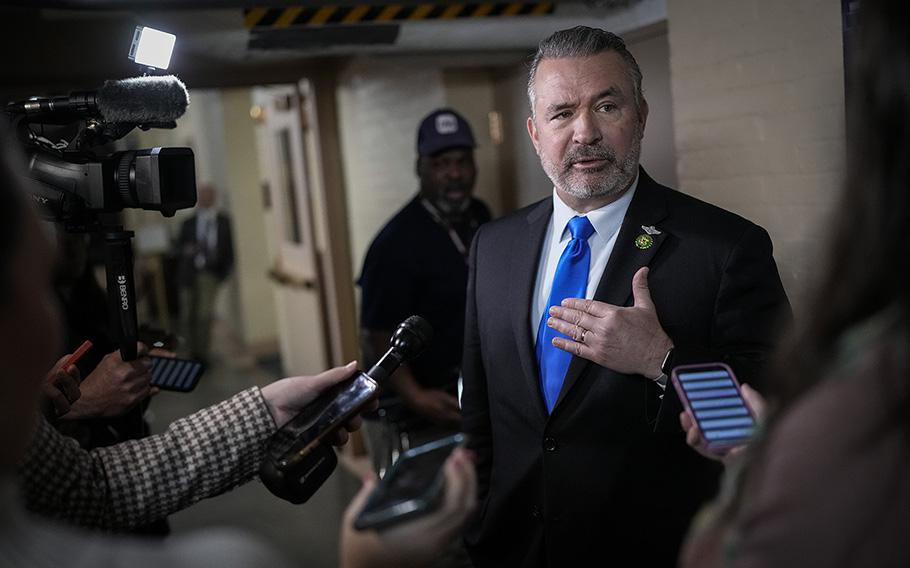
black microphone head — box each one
[390,315,433,359]
[97,75,189,124]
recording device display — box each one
[260,315,433,504]
[5,75,196,362]
[150,356,205,392]
[354,434,464,531]
[671,363,756,453]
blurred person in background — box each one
[176,182,234,365]
[679,1,910,565]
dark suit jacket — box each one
[461,168,791,567]
[177,212,234,286]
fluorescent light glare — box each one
[129,26,175,70]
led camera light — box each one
[129,26,175,70]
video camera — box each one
[5,75,197,360]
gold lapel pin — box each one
[635,225,660,249]
[634,234,654,250]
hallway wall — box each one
[667,0,846,309]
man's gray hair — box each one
[527,26,644,117]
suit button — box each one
[543,437,558,452]
[531,505,542,520]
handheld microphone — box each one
[6,75,189,124]
[260,315,433,504]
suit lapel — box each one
[509,199,552,421]
[553,170,670,412]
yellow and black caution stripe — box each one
[244,3,554,29]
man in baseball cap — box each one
[415,108,479,214]
[358,108,492,471]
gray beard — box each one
[541,132,642,200]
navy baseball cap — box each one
[417,108,476,157]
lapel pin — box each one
[634,233,654,250]
[641,225,661,235]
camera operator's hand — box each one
[340,448,478,568]
[261,361,377,446]
[63,343,154,420]
[41,355,82,418]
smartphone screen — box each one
[672,364,755,448]
[354,433,464,530]
[150,356,204,392]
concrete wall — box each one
[667,0,845,308]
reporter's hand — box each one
[405,387,461,428]
[260,361,376,446]
[340,448,477,568]
[64,343,153,420]
[41,355,82,418]
[679,383,768,466]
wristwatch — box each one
[653,346,675,389]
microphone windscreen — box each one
[97,75,190,124]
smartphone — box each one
[150,356,205,392]
[671,363,756,453]
[354,433,465,531]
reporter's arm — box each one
[19,387,275,530]
[19,363,362,530]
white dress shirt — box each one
[530,175,638,344]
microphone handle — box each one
[260,342,413,503]
[259,371,379,503]
[9,92,97,116]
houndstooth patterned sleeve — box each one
[18,387,277,530]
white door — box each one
[252,85,329,375]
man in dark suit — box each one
[177,183,234,363]
[461,27,791,567]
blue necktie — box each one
[537,216,596,413]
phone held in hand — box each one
[671,363,756,454]
[354,433,465,531]
[149,355,205,392]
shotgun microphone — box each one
[6,75,189,124]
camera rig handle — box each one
[103,229,138,362]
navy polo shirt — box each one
[359,195,491,390]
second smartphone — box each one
[671,362,757,453]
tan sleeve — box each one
[727,369,906,568]
[18,387,276,530]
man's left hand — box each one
[547,266,672,378]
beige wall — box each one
[442,70,505,216]
[667,0,845,309]
[130,88,279,351]
[220,88,280,351]
[632,27,679,189]
[336,58,447,279]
